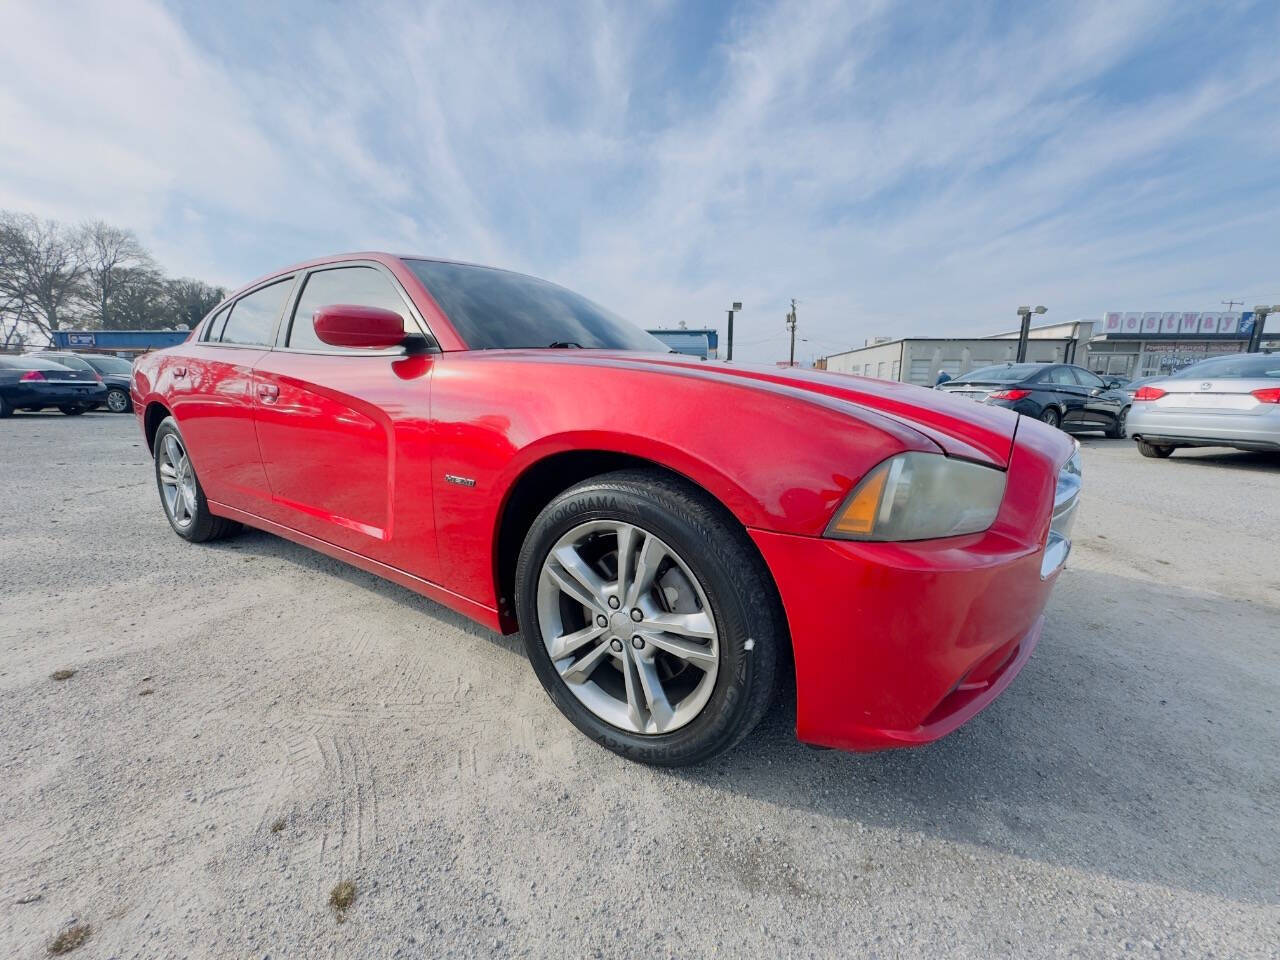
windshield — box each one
[953,363,1042,383]
[1168,355,1280,379]
[406,259,667,352]
[82,354,132,374]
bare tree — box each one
[164,277,225,330]
[0,211,86,342]
[79,220,156,326]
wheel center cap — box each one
[608,610,629,631]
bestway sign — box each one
[1101,311,1253,339]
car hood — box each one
[493,351,1020,468]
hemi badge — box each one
[444,474,476,487]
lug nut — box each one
[596,614,608,627]
[630,608,643,622]
[607,596,620,609]
[631,635,645,650]
[610,638,623,652]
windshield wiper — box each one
[547,341,583,349]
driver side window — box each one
[286,266,411,351]
[1072,367,1105,389]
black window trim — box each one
[198,275,299,350]
[271,259,438,356]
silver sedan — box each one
[1128,353,1280,458]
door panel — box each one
[167,345,273,509]
[252,351,439,582]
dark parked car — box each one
[33,352,133,413]
[938,362,1130,436]
[0,355,107,416]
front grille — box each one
[1041,444,1081,577]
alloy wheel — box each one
[536,520,720,735]
[158,433,197,530]
[107,389,129,412]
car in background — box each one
[937,362,1130,437]
[32,351,132,413]
[77,352,135,412]
[0,355,107,416]
[1127,353,1280,458]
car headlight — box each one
[825,452,1006,542]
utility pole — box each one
[725,302,741,360]
[1221,299,1244,312]
[1015,304,1047,362]
[1249,304,1279,353]
[785,299,798,367]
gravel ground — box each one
[1,411,1277,959]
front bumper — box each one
[751,417,1074,751]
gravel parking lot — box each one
[1,412,1277,958]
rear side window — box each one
[287,266,411,350]
[219,279,293,346]
[1040,367,1076,386]
[202,305,231,342]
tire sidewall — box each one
[153,417,217,542]
[1039,406,1060,428]
[515,477,771,765]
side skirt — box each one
[208,499,504,633]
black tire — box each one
[514,469,780,766]
[1038,406,1061,429]
[59,405,86,416]
[106,388,131,413]
[0,395,11,418]
[1105,406,1130,439]
[153,416,242,542]
[1136,439,1175,459]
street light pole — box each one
[1249,305,1278,353]
[786,299,798,367]
[725,302,742,360]
[1015,305,1047,362]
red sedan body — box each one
[132,252,1078,753]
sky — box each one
[2,0,1278,362]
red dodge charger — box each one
[132,253,1081,765]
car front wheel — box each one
[153,417,241,542]
[1105,406,1129,439]
[515,469,780,766]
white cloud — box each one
[1,0,1277,359]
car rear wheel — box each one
[1136,439,1175,459]
[514,469,780,766]
[106,388,131,413]
[1038,406,1061,428]
[59,405,86,416]
[153,417,241,542]
[1105,406,1129,439]
[0,396,10,418]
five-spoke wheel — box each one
[516,468,780,766]
[537,520,720,736]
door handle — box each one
[257,383,279,403]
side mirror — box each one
[1105,378,1124,390]
[313,304,411,350]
